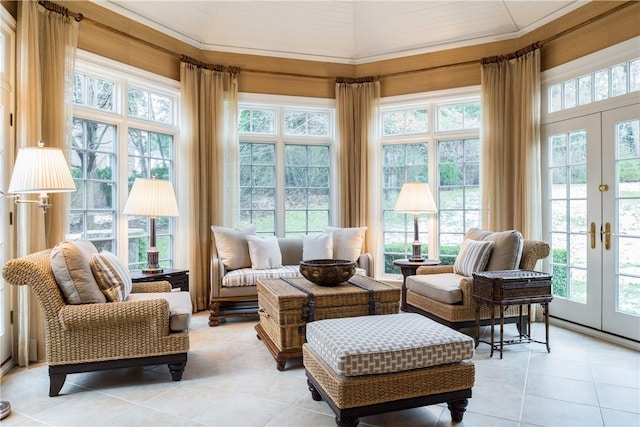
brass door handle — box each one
[588,222,596,249]
[602,222,614,250]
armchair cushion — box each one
[324,226,366,262]
[406,273,465,304]
[247,235,283,269]
[51,240,106,305]
[90,251,133,302]
[127,291,192,331]
[453,239,494,276]
[464,228,523,271]
[211,224,256,270]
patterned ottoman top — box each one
[305,313,474,377]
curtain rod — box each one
[48,0,636,81]
[38,1,83,21]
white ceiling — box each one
[95,1,588,64]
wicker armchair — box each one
[405,239,550,329]
[2,249,189,396]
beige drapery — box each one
[13,0,78,365]
[335,79,380,258]
[179,62,239,311]
[480,49,542,241]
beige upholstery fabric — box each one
[90,251,133,302]
[211,224,256,270]
[302,233,333,260]
[324,226,367,262]
[464,228,523,271]
[306,313,474,377]
[247,236,283,269]
[406,273,465,304]
[50,240,105,305]
[127,291,192,332]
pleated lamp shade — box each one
[7,145,76,194]
[394,183,438,213]
[123,178,179,217]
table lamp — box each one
[394,182,438,261]
[123,177,179,273]
[1,141,76,212]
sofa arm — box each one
[59,299,170,331]
[416,265,454,275]
[357,253,374,277]
[210,257,227,298]
[131,281,172,293]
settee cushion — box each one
[406,273,465,304]
[302,233,333,260]
[247,236,283,269]
[90,251,133,302]
[454,239,494,276]
[306,313,474,377]
[324,226,366,262]
[212,224,256,270]
[127,291,192,331]
[51,240,106,305]
[465,228,524,271]
[222,265,301,288]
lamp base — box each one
[410,241,423,262]
[143,249,163,274]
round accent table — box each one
[393,258,441,311]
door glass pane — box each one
[615,119,640,316]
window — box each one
[239,98,334,237]
[71,52,179,269]
[380,94,480,275]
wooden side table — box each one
[130,268,189,292]
[472,270,553,359]
[393,258,440,311]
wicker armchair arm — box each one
[131,281,172,293]
[416,265,454,275]
[59,299,170,331]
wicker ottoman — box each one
[303,313,475,427]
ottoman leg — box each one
[307,379,322,401]
[447,398,469,423]
[336,415,359,427]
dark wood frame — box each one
[130,268,190,292]
[48,353,187,397]
[306,372,471,427]
[255,323,302,371]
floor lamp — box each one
[123,177,179,273]
[394,182,438,261]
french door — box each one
[542,103,640,341]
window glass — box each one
[239,108,276,134]
[284,111,330,136]
[437,102,480,131]
[73,73,115,112]
[382,108,428,136]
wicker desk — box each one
[472,270,553,359]
[256,275,400,370]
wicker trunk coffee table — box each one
[255,275,400,370]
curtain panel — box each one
[179,63,239,311]
[480,49,542,241]
[335,79,380,259]
[13,0,78,365]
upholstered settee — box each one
[209,225,373,326]
[404,228,550,330]
[2,241,191,396]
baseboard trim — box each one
[0,359,14,377]
[550,317,640,351]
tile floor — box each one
[1,311,638,427]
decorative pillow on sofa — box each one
[302,233,333,260]
[464,228,524,270]
[51,239,106,304]
[90,251,133,302]
[453,239,494,277]
[246,235,283,270]
[323,226,366,262]
[211,224,256,270]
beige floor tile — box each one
[265,406,336,426]
[525,375,599,406]
[596,383,640,414]
[600,408,640,427]
[521,395,603,426]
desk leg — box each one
[544,302,551,353]
[489,307,495,358]
[475,302,480,349]
[518,305,524,339]
[499,306,505,359]
[527,304,532,338]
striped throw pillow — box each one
[454,239,494,277]
[90,251,133,302]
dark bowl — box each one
[299,259,356,286]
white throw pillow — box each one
[302,233,333,260]
[211,224,257,270]
[453,239,495,277]
[50,239,106,304]
[90,251,133,302]
[246,235,283,270]
[323,226,367,262]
